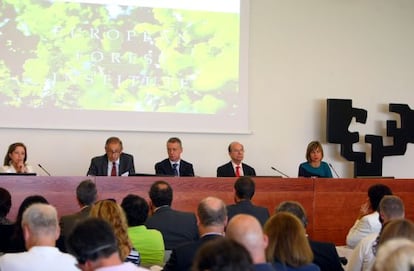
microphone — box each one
[271,166,290,178]
[329,163,340,178]
[38,164,51,176]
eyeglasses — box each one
[75,243,116,266]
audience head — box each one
[15,195,49,226]
[264,212,313,267]
[167,137,183,162]
[234,176,255,201]
[378,219,414,247]
[76,179,97,206]
[149,180,173,208]
[373,238,414,271]
[22,203,59,249]
[0,187,12,219]
[228,141,244,165]
[379,195,404,223]
[104,137,123,163]
[305,141,323,163]
[67,217,120,270]
[90,199,131,261]
[3,142,28,166]
[192,238,254,271]
[275,201,308,228]
[226,214,268,264]
[368,184,393,212]
[121,194,149,227]
[197,196,227,229]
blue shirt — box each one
[298,161,332,178]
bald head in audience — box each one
[197,196,228,233]
[226,214,268,264]
[163,196,228,271]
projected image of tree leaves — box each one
[0,1,240,114]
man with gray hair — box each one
[163,196,228,271]
[347,195,405,271]
[0,203,78,271]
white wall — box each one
[1,0,414,178]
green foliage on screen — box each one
[0,1,240,114]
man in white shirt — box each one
[346,195,405,271]
[346,184,392,249]
[0,203,78,271]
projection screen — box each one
[0,0,249,133]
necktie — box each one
[173,163,179,176]
[235,166,240,177]
[111,162,117,176]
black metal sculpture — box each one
[327,99,414,177]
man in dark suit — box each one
[276,201,344,271]
[58,179,97,251]
[154,137,194,176]
[217,141,256,177]
[163,196,227,271]
[227,176,269,226]
[87,136,135,176]
[145,180,199,250]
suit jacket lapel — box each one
[228,162,236,177]
[103,156,109,176]
[118,154,125,176]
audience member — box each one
[275,201,343,271]
[346,195,405,271]
[0,203,78,271]
[298,141,332,178]
[192,238,254,271]
[67,217,149,271]
[5,195,48,253]
[145,180,198,250]
[378,219,414,246]
[0,187,13,253]
[155,137,194,176]
[59,179,98,249]
[90,199,140,265]
[163,196,228,271]
[0,187,12,225]
[217,141,256,177]
[227,176,269,226]
[264,212,320,271]
[346,183,392,248]
[121,194,164,267]
[226,214,275,271]
[1,142,35,174]
[373,238,414,271]
[87,136,135,176]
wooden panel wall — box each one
[1,176,413,245]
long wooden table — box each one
[1,176,413,245]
